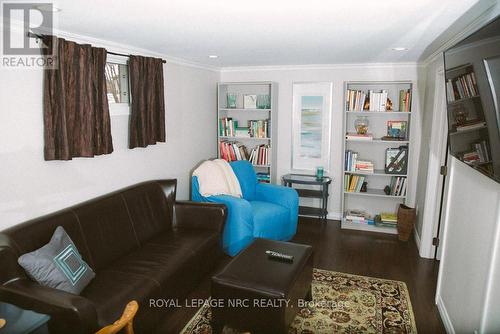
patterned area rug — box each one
[181,269,417,334]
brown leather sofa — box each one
[0,180,227,334]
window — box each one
[105,62,129,104]
[292,82,332,171]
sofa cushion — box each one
[121,182,173,244]
[4,211,93,267]
[81,269,160,331]
[73,195,139,271]
[107,229,220,298]
[250,201,290,239]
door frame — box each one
[419,68,448,259]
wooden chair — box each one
[96,301,139,334]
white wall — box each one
[221,64,422,220]
[0,30,219,230]
[422,3,500,333]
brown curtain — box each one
[128,55,166,148]
[43,36,113,160]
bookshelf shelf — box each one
[219,108,271,112]
[341,219,398,234]
[344,170,407,177]
[447,95,480,105]
[345,111,411,115]
[346,138,410,144]
[341,81,413,235]
[449,125,487,135]
[344,189,406,199]
[220,136,271,141]
[217,82,278,183]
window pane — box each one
[105,63,129,104]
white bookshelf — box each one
[217,82,278,183]
[341,81,413,234]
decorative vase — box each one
[316,166,324,180]
[354,116,369,135]
[397,204,416,241]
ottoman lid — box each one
[212,238,313,297]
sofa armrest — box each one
[0,278,98,334]
[174,201,227,233]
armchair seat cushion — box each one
[249,201,290,240]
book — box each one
[389,176,407,196]
[346,133,373,141]
[380,212,397,222]
[447,72,479,102]
[398,89,412,112]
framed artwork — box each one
[385,146,408,174]
[243,95,257,109]
[292,82,332,171]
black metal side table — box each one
[282,174,332,222]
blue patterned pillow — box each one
[18,226,95,294]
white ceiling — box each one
[52,0,482,67]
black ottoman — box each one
[211,238,313,334]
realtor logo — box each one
[1,2,56,68]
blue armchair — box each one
[191,160,299,256]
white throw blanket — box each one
[193,159,242,198]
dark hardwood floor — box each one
[157,218,445,333]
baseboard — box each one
[413,227,421,251]
[327,212,342,220]
[436,294,455,334]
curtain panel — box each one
[128,55,166,149]
[43,36,113,160]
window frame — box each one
[106,54,130,116]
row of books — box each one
[219,141,248,162]
[446,72,478,102]
[389,176,407,196]
[398,89,412,112]
[256,172,270,183]
[345,89,388,112]
[248,144,270,166]
[219,118,270,138]
[344,210,374,225]
[374,213,398,228]
[344,175,366,192]
[462,140,490,164]
[345,150,374,173]
[248,120,270,138]
[344,211,399,229]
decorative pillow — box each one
[18,226,95,295]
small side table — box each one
[0,303,50,334]
[282,174,332,222]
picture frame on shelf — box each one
[386,120,407,139]
[243,94,257,109]
[385,146,408,174]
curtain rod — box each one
[27,32,166,64]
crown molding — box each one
[220,62,422,72]
[2,19,221,72]
[420,2,498,68]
